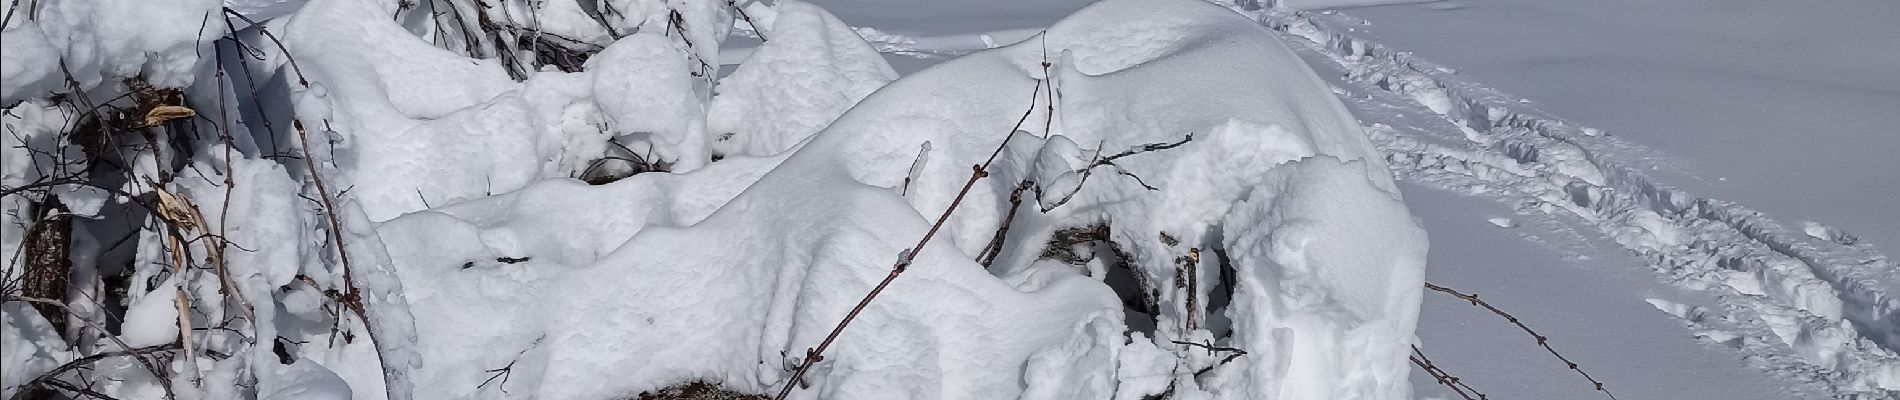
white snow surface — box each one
[1,0,222,104]
[827,0,1900,397]
[1218,1,1900,397]
[706,0,897,158]
[365,0,1426,398]
[21,0,1890,398]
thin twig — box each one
[221,8,307,86]
[1034,134,1193,212]
[1411,344,1486,400]
[975,181,1031,268]
[1424,282,1616,399]
[727,0,766,41]
[7,342,183,400]
[476,335,543,393]
[293,119,405,400]
[211,44,259,326]
[1170,340,1246,377]
[772,81,1045,400]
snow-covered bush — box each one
[1,0,1428,399]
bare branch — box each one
[1424,282,1616,400]
[1034,134,1193,212]
[1411,344,1487,400]
[772,80,1046,400]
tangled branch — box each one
[4,295,179,400]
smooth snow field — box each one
[2,0,1895,399]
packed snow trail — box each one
[1214,2,1900,397]
[1343,0,1900,257]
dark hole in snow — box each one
[1102,246,1159,336]
[274,336,300,365]
[580,136,673,185]
[1203,246,1238,339]
[1199,225,1238,339]
[1042,224,1159,335]
[631,381,766,400]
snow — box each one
[359,1,1425,398]
[0,22,61,105]
[1243,0,1900,396]
[119,278,182,348]
[7,0,1891,398]
[1212,157,1426,400]
[1345,0,1900,256]
[259,360,354,400]
[588,33,712,171]
[1276,0,1438,11]
[706,0,897,158]
[0,302,73,393]
[27,0,222,91]
[1398,185,1800,399]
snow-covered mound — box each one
[1,0,1426,398]
[368,0,1425,398]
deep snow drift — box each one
[1,0,1430,399]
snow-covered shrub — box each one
[2,0,1428,399]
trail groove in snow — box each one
[1212,3,1900,397]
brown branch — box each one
[208,44,259,327]
[1033,134,1193,212]
[291,120,361,318]
[975,181,1031,268]
[1424,282,1616,399]
[293,119,408,400]
[772,81,1045,400]
[1411,344,1486,400]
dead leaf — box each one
[151,186,200,232]
[142,105,196,127]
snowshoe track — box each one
[1232,4,1900,397]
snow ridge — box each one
[1219,3,1900,397]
